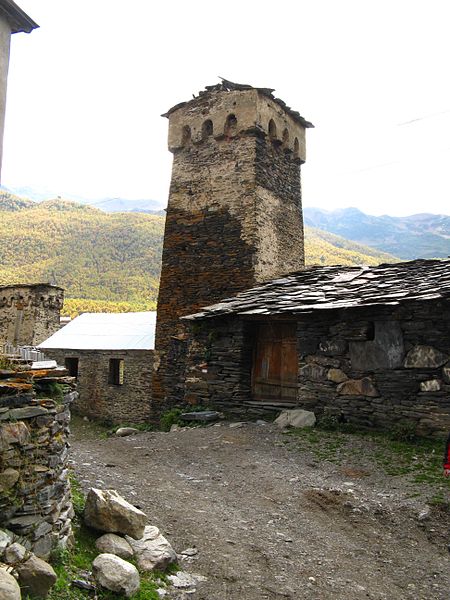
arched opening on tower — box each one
[294,137,300,159]
[181,125,191,146]
[202,119,214,139]
[224,114,238,136]
[268,119,277,141]
[282,128,290,149]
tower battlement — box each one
[164,79,312,161]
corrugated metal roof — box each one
[39,312,156,351]
[183,259,450,321]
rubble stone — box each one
[93,553,140,598]
[274,409,316,429]
[84,488,147,539]
[17,554,57,598]
[126,525,177,572]
[0,565,21,600]
[95,533,134,559]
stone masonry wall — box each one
[0,284,63,346]
[183,298,450,435]
[0,370,75,558]
[45,349,152,424]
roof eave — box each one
[0,0,38,34]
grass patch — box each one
[285,424,450,502]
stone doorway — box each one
[251,321,298,402]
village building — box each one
[181,259,450,435]
[39,311,155,424]
[0,283,63,347]
[0,0,38,181]
[152,80,450,435]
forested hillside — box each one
[0,192,398,316]
[0,193,164,315]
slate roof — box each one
[163,78,314,129]
[39,312,156,351]
[183,259,450,321]
[0,0,38,33]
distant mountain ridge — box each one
[0,191,399,316]
[1,185,165,214]
[304,207,450,259]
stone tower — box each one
[153,79,313,409]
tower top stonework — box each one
[164,78,313,160]
[153,80,312,411]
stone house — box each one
[0,283,63,347]
[180,259,450,435]
[153,80,450,435]
[39,312,156,424]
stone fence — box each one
[0,360,76,558]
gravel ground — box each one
[69,418,450,600]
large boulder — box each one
[92,553,140,598]
[84,488,147,539]
[274,409,316,429]
[125,525,177,572]
[95,533,134,559]
[16,554,57,598]
[0,566,21,600]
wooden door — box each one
[252,322,298,402]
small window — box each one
[65,357,79,378]
[224,114,237,136]
[294,137,300,158]
[202,119,213,139]
[109,358,124,385]
[282,128,289,147]
[181,125,191,145]
[268,119,277,140]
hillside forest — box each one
[0,192,397,317]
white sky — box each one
[3,0,450,216]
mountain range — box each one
[0,191,397,316]
[303,207,450,260]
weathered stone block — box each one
[404,345,448,369]
[274,409,316,429]
[327,368,348,383]
[299,364,328,381]
[337,378,379,397]
[93,553,140,598]
[84,489,147,539]
[419,379,441,392]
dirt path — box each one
[69,419,450,600]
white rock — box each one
[274,409,316,429]
[420,379,441,392]
[95,533,133,559]
[0,530,13,555]
[115,427,139,437]
[0,566,21,600]
[167,571,207,588]
[4,542,27,564]
[93,553,140,598]
[126,525,177,572]
[84,488,147,539]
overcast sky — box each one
[3,0,450,216]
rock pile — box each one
[83,488,177,597]
[0,359,76,558]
